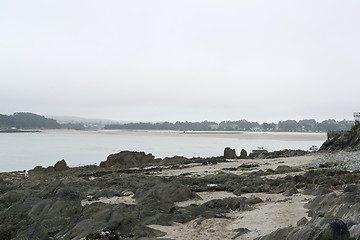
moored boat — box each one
[252,147,267,153]
[309,145,319,151]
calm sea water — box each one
[0,130,327,172]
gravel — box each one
[303,151,360,171]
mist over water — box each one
[0,130,326,172]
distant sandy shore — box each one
[44,129,327,141]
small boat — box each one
[309,145,319,151]
[252,147,267,153]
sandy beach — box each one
[146,154,320,240]
[96,129,327,141]
[148,191,313,240]
[151,154,320,177]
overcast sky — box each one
[0,1,359,123]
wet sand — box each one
[145,154,322,240]
[148,192,313,240]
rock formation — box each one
[239,149,248,159]
[224,147,237,159]
[249,149,308,159]
[32,159,69,173]
[320,123,360,152]
[99,150,158,168]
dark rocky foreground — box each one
[3,156,360,240]
[1,125,360,240]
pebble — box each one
[304,151,360,171]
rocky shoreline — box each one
[1,125,360,240]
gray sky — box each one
[1,0,359,123]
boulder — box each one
[283,187,298,196]
[232,228,250,239]
[161,156,190,165]
[33,166,45,172]
[135,181,198,204]
[239,149,248,159]
[274,165,292,174]
[303,187,332,196]
[224,147,237,159]
[297,217,308,227]
[344,184,360,193]
[245,196,263,205]
[249,149,307,159]
[349,224,360,240]
[100,151,158,169]
[203,197,247,211]
[31,160,68,173]
[316,219,350,240]
[258,226,295,240]
[54,160,69,171]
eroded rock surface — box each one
[320,123,360,152]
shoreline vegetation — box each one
[0,124,359,239]
[0,129,41,133]
[0,112,356,132]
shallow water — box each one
[0,130,326,172]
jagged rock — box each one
[349,224,360,240]
[283,187,298,196]
[345,215,360,229]
[258,226,295,240]
[274,165,292,174]
[0,191,25,204]
[344,184,360,193]
[297,217,308,227]
[192,217,206,228]
[54,159,69,171]
[261,181,360,240]
[239,149,248,159]
[100,151,158,169]
[316,219,350,240]
[303,187,332,196]
[203,197,247,211]
[33,166,44,172]
[135,181,198,204]
[31,160,68,173]
[232,228,250,239]
[245,196,263,205]
[320,123,360,152]
[161,156,190,165]
[238,163,259,169]
[224,147,237,159]
[319,162,338,168]
[249,149,308,159]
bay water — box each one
[0,130,327,172]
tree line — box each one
[1,112,355,132]
[105,119,355,132]
[0,112,60,129]
[0,112,87,130]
